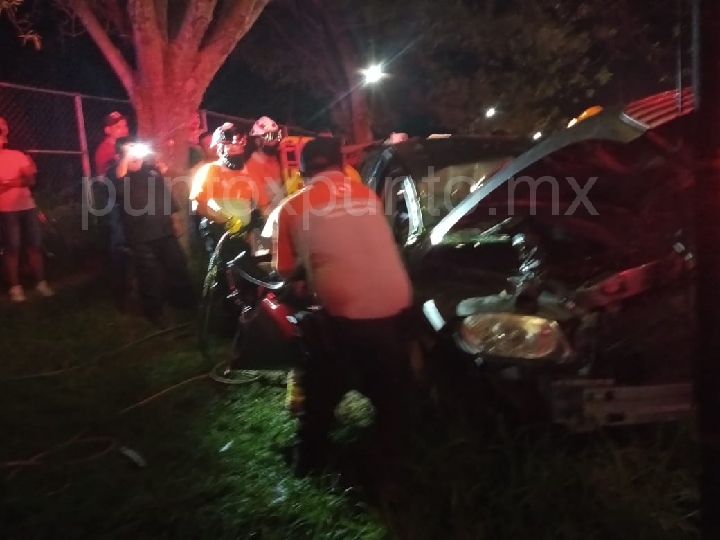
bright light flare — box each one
[129,142,152,158]
[361,64,385,84]
[485,107,496,118]
[533,131,542,140]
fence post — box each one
[74,94,94,208]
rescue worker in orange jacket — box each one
[272,137,416,477]
[190,122,269,253]
[246,116,285,210]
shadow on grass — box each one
[309,391,700,540]
[0,284,385,539]
[386,420,697,539]
[0,281,701,540]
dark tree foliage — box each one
[241,0,682,137]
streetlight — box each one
[485,107,496,118]
[361,64,385,84]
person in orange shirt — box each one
[271,137,416,477]
[245,116,285,208]
[0,117,54,302]
[316,129,362,184]
[190,123,268,254]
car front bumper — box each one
[550,379,693,431]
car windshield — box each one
[400,138,530,228]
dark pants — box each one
[293,311,415,473]
[109,244,133,310]
[132,236,196,321]
[0,208,43,249]
[98,205,133,310]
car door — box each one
[368,153,424,247]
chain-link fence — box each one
[0,81,316,209]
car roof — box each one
[392,135,532,161]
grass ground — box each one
[0,279,701,539]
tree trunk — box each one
[695,0,720,537]
[330,97,351,142]
[132,79,203,255]
[329,91,373,145]
[349,89,374,144]
[133,89,201,171]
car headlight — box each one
[459,313,571,362]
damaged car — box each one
[362,88,696,430]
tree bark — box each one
[133,88,200,167]
[328,98,348,140]
[694,0,720,537]
[328,90,372,144]
[132,79,203,255]
[348,88,373,144]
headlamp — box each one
[459,313,571,362]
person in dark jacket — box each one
[108,137,196,327]
[94,112,132,310]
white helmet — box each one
[250,116,280,136]
[210,122,245,150]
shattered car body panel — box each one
[364,88,695,430]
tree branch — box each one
[310,0,358,85]
[1,0,42,49]
[154,0,168,40]
[102,0,132,39]
[68,0,135,97]
[127,0,166,93]
[174,0,218,59]
[196,0,270,86]
[286,0,324,34]
[261,13,342,92]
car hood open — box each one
[430,88,695,245]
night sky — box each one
[0,3,690,136]
[0,13,322,129]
